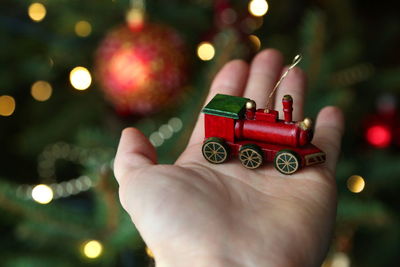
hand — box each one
[114,49,344,267]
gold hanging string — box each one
[264,54,302,112]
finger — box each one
[313,106,345,175]
[274,66,307,121]
[244,49,283,108]
[114,127,157,185]
[187,59,249,147]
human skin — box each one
[114,49,344,267]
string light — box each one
[149,117,183,147]
[169,117,183,132]
[0,95,16,117]
[28,3,47,22]
[197,42,215,61]
[159,124,174,139]
[70,67,92,90]
[365,125,391,148]
[15,141,107,201]
[15,142,100,202]
[36,142,98,198]
[149,132,164,147]
[15,116,179,200]
[31,184,54,204]
[248,0,269,17]
[17,175,95,201]
[330,63,375,87]
[38,142,86,180]
[31,81,52,101]
[82,240,103,259]
[347,175,365,193]
[75,21,92,37]
[249,35,261,50]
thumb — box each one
[114,127,157,185]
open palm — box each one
[114,49,344,267]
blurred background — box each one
[1,0,399,266]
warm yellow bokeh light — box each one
[32,184,54,204]
[248,0,269,17]
[83,240,103,259]
[145,247,154,258]
[347,175,365,193]
[249,34,261,50]
[197,42,215,61]
[70,67,92,90]
[28,3,47,22]
[31,81,52,101]
[75,21,92,37]
[0,95,16,117]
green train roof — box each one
[202,94,249,119]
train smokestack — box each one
[282,95,293,123]
[246,100,256,120]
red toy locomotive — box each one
[201,93,325,174]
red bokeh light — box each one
[365,125,392,148]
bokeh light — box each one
[145,247,154,258]
[83,240,103,259]
[28,3,47,22]
[159,124,173,139]
[75,21,92,37]
[197,42,215,61]
[169,117,183,132]
[347,175,365,193]
[149,132,164,147]
[0,95,16,117]
[249,34,261,50]
[220,8,237,25]
[330,252,351,267]
[31,81,52,101]
[248,0,269,17]
[149,117,183,148]
[70,67,92,90]
[31,184,54,204]
[365,125,392,148]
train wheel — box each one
[239,144,264,169]
[274,150,300,175]
[202,137,229,164]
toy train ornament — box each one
[201,94,326,175]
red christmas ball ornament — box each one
[363,94,400,148]
[365,124,392,148]
[96,23,187,115]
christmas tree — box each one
[1,0,399,266]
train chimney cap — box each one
[283,95,293,101]
[246,100,256,109]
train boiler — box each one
[201,93,325,174]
